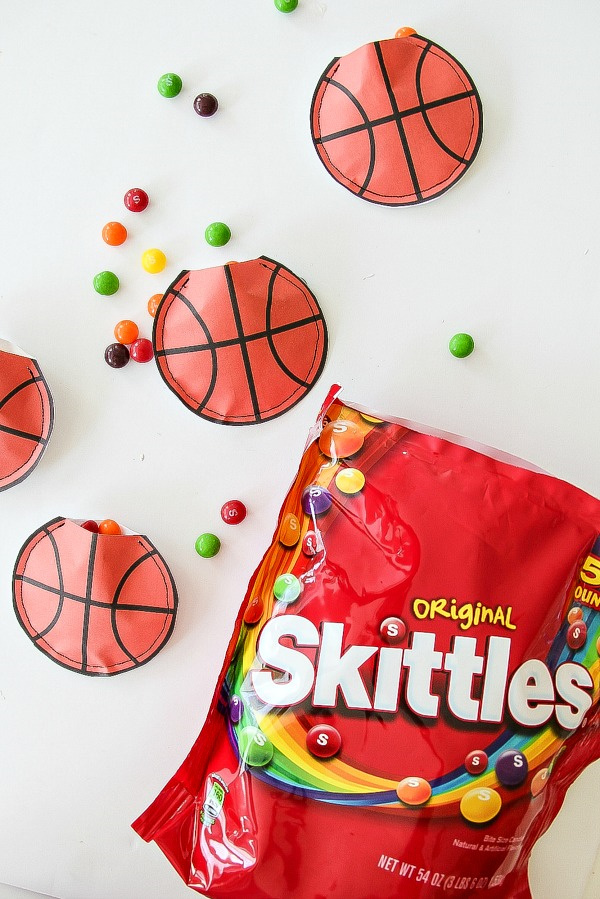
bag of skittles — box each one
[134,388,600,898]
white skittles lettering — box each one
[252,615,593,731]
[317,733,329,746]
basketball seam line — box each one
[312,37,481,202]
[161,262,325,422]
[156,313,323,357]
[0,365,50,486]
[373,41,422,201]
[81,533,98,672]
[315,89,476,145]
[223,265,262,421]
[264,263,320,389]
[15,575,175,614]
[0,422,48,444]
[0,374,44,412]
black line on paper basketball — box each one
[415,42,468,164]
[0,374,44,412]
[373,41,422,202]
[224,264,262,422]
[110,551,160,663]
[33,527,66,641]
[265,265,311,388]
[80,532,98,672]
[156,313,324,357]
[171,289,219,414]
[323,77,377,196]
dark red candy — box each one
[567,620,587,650]
[81,520,99,533]
[194,93,218,117]
[465,750,488,776]
[124,187,149,212]
[379,617,407,645]
[306,724,342,759]
[130,338,154,363]
[221,500,247,525]
[105,343,130,369]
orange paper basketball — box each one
[311,33,483,205]
[153,256,328,425]
[0,345,54,491]
[13,518,178,676]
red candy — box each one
[465,750,488,775]
[379,616,406,645]
[302,531,320,557]
[81,520,99,533]
[306,724,342,759]
[221,500,247,525]
[244,597,264,625]
[124,187,149,212]
[567,619,587,650]
[130,338,153,363]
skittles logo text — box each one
[252,616,593,730]
[412,597,516,632]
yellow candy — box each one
[279,512,300,547]
[459,787,502,824]
[335,468,365,495]
[360,413,383,424]
[141,248,167,274]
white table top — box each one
[1,1,599,897]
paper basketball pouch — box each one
[134,389,600,898]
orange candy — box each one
[319,420,364,459]
[279,512,301,547]
[395,27,417,39]
[567,606,583,624]
[99,519,121,536]
[102,221,128,246]
[148,293,162,317]
[396,776,432,806]
[114,320,139,345]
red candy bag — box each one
[133,389,600,898]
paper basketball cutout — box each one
[13,518,178,676]
[153,256,328,425]
[310,32,483,205]
[0,346,54,491]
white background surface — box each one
[1,1,599,897]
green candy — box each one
[195,533,221,558]
[204,221,231,247]
[157,73,183,98]
[273,573,301,604]
[449,333,475,358]
[238,726,273,767]
[93,271,119,296]
[274,0,299,11]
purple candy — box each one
[229,695,244,724]
[302,486,333,516]
[495,749,528,787]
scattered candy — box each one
[104,343,130,368]
[279,512,300,547]
[238,726,273,767]
[460,787,502,824]
[567,620,587,650]
[124,187,149,212]
[396,776,432,806]
[567,606,583,623]
[221,500,247,525]
[379,617,406,645]
[465,750,488,776]
[319,420,364,459]
[306,725,342,759]
[244,596,264,625]
[302,531,320,557]
[193,93,218,117]
[205,221,231,247]
[495,749,528,787]
[335,467,365,495]
[157,73,182,98]
[102,221,127,246]
[531,767,550,797]
[274,0,298,11]
[93,271,120,295]
[114,320,139,345]
[148,293,162,317]
[195,533,221,558]
[395,27,417,38]
[130,338,154,363]
[81,520,99,533]
[229,695,244,724]
[99,519,121,536]
[449,333,475,358]
[142,248,167,274]
[273,573,301,604]
[302,485,333,516]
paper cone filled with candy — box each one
[13,517,178,676]
[133,389,600,898]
